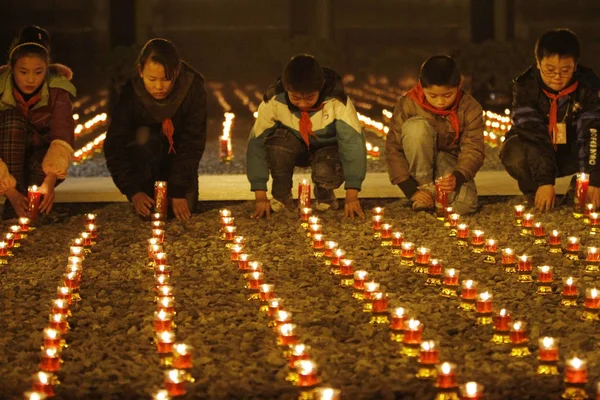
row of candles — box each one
[219,209,342,400]
[147,182,194,399]
[24,213,98,399]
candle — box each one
[501,248,516,267]
[70,246,84,258]
[537,265,553,283]
[39,347,61,372]
[157,296,176,314]
[372,215,383,230]
[157,285,174,298]
[152,229,165,243]
[483,239,497,254]
[562,277,578,297]
[298,179,311,210]
[296,360,319,387]
[419,340,439,364]
[154,181,168,214]
[147,238,160,257]
[415,247,431,265]
[538,337,559,362]
[155,274,170,291]
[172,343,193,369]
[449,213,461,228]
[152,212,164,222]
[153,310,173,333]
[428,259,443,276]
[80,232,92,247]
[308,216,320,226]
[330,249,346,266]
[164,369,186,396]
[549,230,561,248]
[19,217,30,232]
[224,226,236,240]
[509,321,528,344]
[340,259,354,275]
[517,255,532,272]
[247,272,264,290]
[152,390,170,400]
[156,330,175,353]
[565,358,587,384]
[220,216,234,229]
[522,213,534,228]
[85,213,97,225]
[584,287,600,309]
[363,282,381,300]
[435,179,449,218]
[56,286,72,305]
[312,234,325,249]
[459,382,484,400]
[587,247,600,262]
[300,207,312,221]
[533,222,545,237]
[574,172,590,213]
[308,224,322,237]
[312,388,340,400]
[566,237,581,252]
[86,223,98,239]
[259,284,275,301]
[585,203,595,217]
[372,207,385,217]
[0,241,7,258]
[461,280,478,300]
[23,392,48,400]
[324,241,338,258]
[457,224,469,239]
[371,292,389,313]
[493,309,511,332]
[444,206,454,221]
[278,323,298,346]
[390,307,406,330]
[51,299,69,316]
[273,310,292,328]
[42,328,62,349]
[391,232,404,247]
[32,371,56,397]
[230,243,244,261]
[401,242,415,259]
[267,298,283,317]
[288,343,310,368]
[476,291,493,313]
[443,268,459,286]
[403,319,423,345]
[154,263,171,277]
[381,224,393,239]
[436,362,457,389]
[48,314,68,335]
[247,260,263,274]
[153,252,168,266]
[471,230,485,246]
[28,185,42,223]
[514,204,525,219]
[238,253,251,270]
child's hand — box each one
[436,174,456,192]
[5,187,28,217]
[132,192,154,216]
[411,190,434,207]
[251,190,271,219]
[535,184,555,212]
[343,189,364,219]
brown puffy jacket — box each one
[385,92,485,194]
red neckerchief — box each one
[161,118,176,154]
[298,104,324,148]
[407,82,463,144]
[542,81,578,150]
[13,87,42,118]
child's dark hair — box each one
[137,38,180,80]
[419,55,461,88]
[8,25,51,66]
[535,29,580,62]
[282,54,325,93]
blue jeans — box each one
[401,117,478,214]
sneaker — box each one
[315,198,339,211]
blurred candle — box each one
[19,217,30,232]
[312,234,325,249]
[308,224,322,237]
[372,215,383,230]
[32,372,55,397]
[39,347,60,372]
[324,241,338,258]
[0,241,7,257]
[224,226,236,240]
[153,310,173,333]
[522,213,534,228]
[308,216,320,226]
[537,265,553,283]
[363,282,380,300]
[443,268,459,286]
[371,292,389,313]
[151,212,164,222]
[418,340,439,364]
[457,224,469,239]
[51,300,69,316]
[340,259,354,275]
[28,185,42,223]
[56,286,72,304]
[353,270,368,290]
[514,205,525,219]
[566,237,581,252]
[84,213,97,225]
[533,222,545,237]
[562,277,578,297]
[461,280,478,300]
[565,358,587,384]
[584,288,600,309]
[238,253,251,270]
[42,328,61,349]
[471,230,485,246]
[449,213,461,228]
[80,232,92,247]
[401,242,415,259]
[538,337,559,362]
[152,390,170,400]
[312,388,340,400]
[459,382,484,400]
[392,231,404,247]
[587,247,600,262]
[517,255,532,272]
[273,310,292,329]
[230,243,244,261]
[483,239,497,254]
[415,247,431,264]
[390,307,406,330]
[157,285,174,299]
[436,362,457,389]
[330,249,346,267]
[427,259,443,278]
[259,284,275,301]
[69,246,84,258]
[296,360,319,387]
[219,209,231,224]
[156,331,175,354]
[372,207,384,217]
[86,223,97,239]
[288,343,310,368]
[151,220,166,230]
[4,233,14,249]
[381,224,393,239]
[267,298,283,317]
[403,319,423,345]
[247,272,264,290]
[157,296,175,314]
[493,309,511,332]
[164,369,186,396]
[172,343,193,369]
[549,230,561,246]
[48,314,68,335]
[476,291,493,313]
[509,321,528,345]
[300,207,312,221]
[278,323,298,346]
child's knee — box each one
[402,117,436,143]
[499,135,528,171]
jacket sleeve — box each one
[246,100,278,191]
[511,81,557,186]
[333,98,366,190]
[167,76,207,198]
[0,159,16,195]
[103,84,141,199]
[453,100,485,183]
[42,89,75,179]
[386,97,418,198]
[579,87,600,186]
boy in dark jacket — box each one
[500,29,600,211]
[104,38,207,220]
[247,54,366,219]
[386,55,484,215]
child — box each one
[500,29,600,211]
[0,26,76,220]
[104,38,207,220]
[386,55,484,214]
[246,54,366,219]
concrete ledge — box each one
[53,172,573,203]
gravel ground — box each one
[1,198,599,399]
[67,117,504,178]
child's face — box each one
[537,55,576,92]
[139,60,176,100]
[423,85,459,110]
[287,91,320,111]
[12,55,47,94]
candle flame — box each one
[373,215,382,221]
[513,321,522,331]
[293,344,306,355]
[591,288,598,298]
[251,272,261,279]
[356,270,368,279]
[298,360,315,374]
[524,213,533,219]
[374,207,383,213]
[52,314,63,322]
[382,223,391,230]
[408,319,421,330]
[568,237,579,244]
[552,230,559,236]
[474,230,484,236]
[313,234,323,241]
[499,308,507,316]
[592,213,599,218]
[479,291,491,301]
[458,223,467,229]
[158,310,169,320]
[168,369,181,382]
[446,268,456,277]
[334,249,344,256]
[417,247,429,254]
[269,299,280,308]
[540,265,551,273]
[486,239,495,245]
[503,248,513,255]
[590,247,597,254]
[431,259,440,266]
[365,282,380,291]
[394,307,405,317]
[160,331,174,341]
[37,371,50,384]
[45,347,58,357]
[465,280,474,289]
[402,242,414,250]
[566,277,574,286]
[542,337,555,348]
[465,382,479,396]
[342,259,353,266]
[393,231,403,239]
[534,222,542,228]
[569,358,583,369]
[519,255,528,262]
[450,213,460,220]
[421,340,435,351]
[44,328,59,339]
[441,362,451,374]
[153,389,170,400]
[279,323,294,335]
[326,241,338,249]
[302,207,311,214]
[174,343,188,354]
[276,310,289,321]
[515,205,524,212]
[587,204,595,210]
[320,388,336,400]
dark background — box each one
[1,0,599,106]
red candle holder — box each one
[457,224,469,240]
[287,344,310,369]
[238,254,251,270]
[415,247,431,265]
[80,232,92,247]
[493,309,511,332]
[562,277,579,297]
[32,371,56,397]
[401,242,415,259]
[340,259,354,276]
[3,233,14,249]
[39,347,61,372]
[380,224,393,240]
[157,285,174,299]
[156,331,175,354]
[70,246,84,258]
[48,314,68,335]
[152,229,165,243]
[565,358,587,384]
[435,362,458,389]
[460,280,478,300]
[172,344,193,369]
[323,241,338,258]
[390,307,406,331]
[230,244,244,261]
[51,299,69,316]
[441,268,459,298]
[533,223,545,237]
[549,230,562,253]
[153,310,174,333]
[402,319,423,345]
[509,321,528,345]
[259,284,275,301]
[278,323,299,346]
[308,224,322,238]
[330,249,346,267]
[19,217,30,232]
[42,328,62,350]
[418,340,440,365]
[514,204,525,220]
[0,241,8,258]
[537,265,553,283]
[154,181,168,214]
[155,274,170,292]
[587,247,600,262]
[483,239,497,254]
[152,212,164,222]
[84,213,97,225]
[296,360,319,387]
[538,337,559,362]
[224,226,236,241]
[471,230,485,247]
[391,232,404,249]
[371,292,389,313]
[164,369,186,396]
[86,224,98,240]
[476,291,493,313]
[312,234,325,249]
[267,298,283,317]
[220,216,234,230]
[448,213,461,228]
[426,259,443,286]
[372,215,383,230]
[28,185,42,224]
[247,272,264,290]
[300,207,312,221]
[353,270,368,290]
[57,286,72,304]
[298,179,311,210]
[584,288,600,310]
[156,296,176,314]
[566,237,581,253]
[522,213,534,228]
[574,172,590,215]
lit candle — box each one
[152,229,165,243]
[56,286,72,304]
[584,287,600,309]
[296,360,319,387]
[267,298,283,317]
[391,231,404,247]
[172,343,193,369]
[153,310,174,333]
[4,233,14,249]
[501,248,516,267]
[156,296,175,314]
[230,243,244,261]
[522,213,534,228]
[436,362,457,389]
[562,277,578,297]
[537,265,553,283]
[449,213,461,228]
[566,237,581,252]
[514,204,525,219]
[549,230,561,248]
[353,270,368,290]
[381,224,393,239]
[247,272,264,290]
[155,274,170,291]
[220,216,234,229]
[330,249,346,266]
[51,299,69,316]
[42,328,62,349]
[587,247,600,262]
[298,180,311,210]
[152,212,164,222]
[156,330,175,354]
[308,224,322,237]
[23,391,48,400]
[533,222,545,237]
[493,309,511,332]
[70,246,84,258]
[363,282,381,300]
[84,213,97,225]
[459,382,484,400]
[419,340,439,365]
[157,285,174,299]
[574,172,590,214]
[340,259,354,275]
[312,388,340,400]
[403,319,423,345]
[238,253,251,270]
[48,314,68,335]
[63,272,80,292]
[509,321,528,345]
[372,207,385,217]
[147,238,161,257]
[538,337,559,362]
[476,291,493,313]
[153,252,168,266]
[444,206,454,221]
[19,217,30,232]
[0,241,7,258]
[323,241,338,258]
[401,242,415,259]
[154,181,168,214]
[483,239,497,254]
[585,203,595,217]
[259,284,275,301]
[154,263,171,277]
[39,347,61,372]
[457,224,469,239]
[32,371,55,397]
[471,230,485,246]
[371,292,389,313]
[443,268,459,286]
[390,307,406,330]
[517,255,532,273]
[300,207,312,221]
[246,261,263,274]
[415,247,431,265]
[312,234,325,249]
[219,209,231,224]
[428,259,443,277]
[152,390,170,400]
[372,215,383,230]
[278,323,299,346]
[565,358,587,384]
[164,369,186,397]
[461,280,478,300]
[224,226,236,240]
[80,232,92,247]
[288,343,310,368]
[28,185,42,223]
[273,310,292,329]
[308,216,320,226]
[86,223,98,240]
